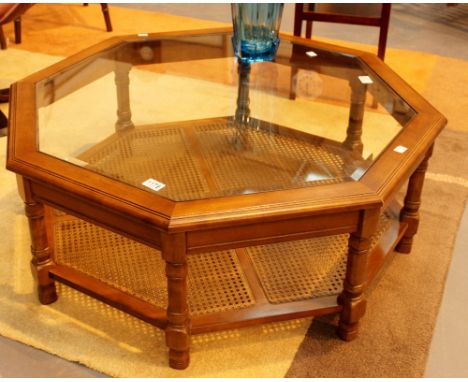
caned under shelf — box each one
[46,205,404,334]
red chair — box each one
[293,4,392,60]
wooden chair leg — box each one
[14,16,22,44]
[305,20,312,39]
[0,25,7,50]
[377,4,392,61]
[293,3,303,37]
[100,3,113,32]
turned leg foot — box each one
[338,209,379,341]
[37,284,58,305]
[33,264,58,305]
[169,349,190,370]
[165,312,190,370]
[337,294,367,341]
[395,236,413,254]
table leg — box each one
[343,79,367,155]
[17,176,57,305]
[396,144,434,253]
[338,208,379,341]
[162,233,191,370]
[114,61,134,131]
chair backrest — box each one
[293,4,392,60]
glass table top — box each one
[36,32,415,201]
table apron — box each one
[186,210,360,254]
[30,180,164,250]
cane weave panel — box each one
[53,218,255,315]
[52,209,394,311]
[80,127,211,201]
[246,212,394,304]
[78,118,358,201]
[192,119,351,194]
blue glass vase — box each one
[231,3,284,63]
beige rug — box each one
[286,128,468,377]
[1,3,467,378]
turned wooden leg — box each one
[338,208,380,341]
[396,145,434,253]
[17,177,57,304]
[114,61,134,131]
[343,78,367,155]
[162,233,190,370]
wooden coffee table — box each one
[6,28,446,369]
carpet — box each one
[0,3,467,378]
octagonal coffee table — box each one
[7,28,446,369]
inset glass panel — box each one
[37,33,415,201]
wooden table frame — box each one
[7,28,446,370]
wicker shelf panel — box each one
[81,127,211,201]
[193,120,350,193]
[53,218,255,315]
[188,250,255,315]
[247,235,348,304]
[52,210,395,313]
[78,118,360,201]
[246,212,394,304]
